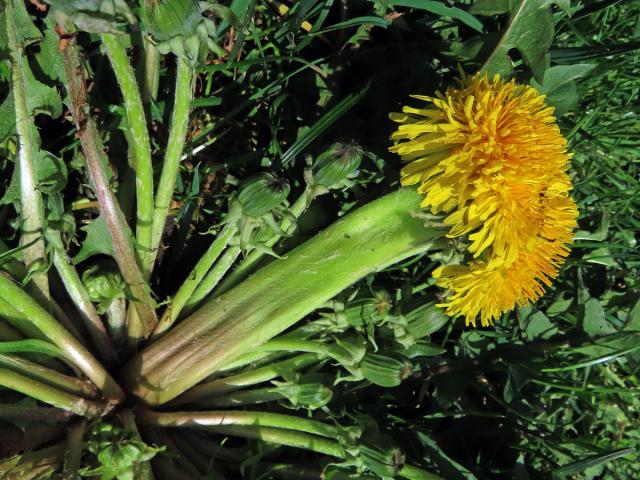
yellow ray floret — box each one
[389,73,578,327]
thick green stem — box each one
[120,409,155,480]
[138,409,340,439]
[49,232,117,365]
[0,273,124,404]
[171,353,321,405]
[5,2,49,300]
[140,411,441,480]
[194,424,344,458]
[62,419,86,480]
[0,369,106,417]
[152,223,237,338]
[0,353,97,399]
[194,386,285,407]
[215,328,319,372]
[150,60,195,273]
[61,32,157,341]
[100,33,154,278]
[215,187,315,295]
[183,188,316,316]
[140,35,160,105]
[0,445,64,480]
[123,188,441,405]
[0,404,73,424]
[181,246,241,316]
[0,240,84,341]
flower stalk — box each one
[0,353,97,399]
[0,368,106,417]
[150,59,195,271]
[214,186,315,295]
[0,273,124,404]
[138,411,442,480]
[171,353,321,405]
[153,223,237,337]
[60,30,158,342]
[123,188,442,405]
[48,231,118,365]
[100,33,155,278]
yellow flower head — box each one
[389,72,578,327]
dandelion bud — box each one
[236,173,290,218]
[359,433,405,478]
[82,261,125,313]
[404,302,449,339]
[327,335,367,367]
[46,0,135,32]
[361,352,412,387]
[312,141,362,189]
[342,290,392,328]
[142,0,205,60]
[278,375,333,409]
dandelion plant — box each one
[1,0,639,479]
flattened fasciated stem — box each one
[137,409,340,439]
[123,188,442,405]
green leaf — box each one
[0,93,15,142]
[525,311,558,340]
[0,0,42,53]
[551,448,635,478]
[34,15,67,84]
[583,247,619,268]
[624,297,640,331]
[74,216,117,264]
[583,298,618,337]
[1,145,68,204]
[23,57,63,118]
[531,64,595,116]
[472,0,556,82]
[280,83,370,167]
[311,16,391,35]
[471,0,510,15]
[389,0,484,33]
[416,431,479,480]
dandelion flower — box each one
[389,72,578,327]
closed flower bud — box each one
[82,261,125,312]
[141,0,238,63]
[312,141,362,189]
[361,352,413,387]
[327,335,367,367]
[277,374,333,409]
[142,0,203,43]
[46,0,135,32]
[236,173,290,218]
[342,291,392,328]
[359,433,405,478]
[404,302,449,339]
